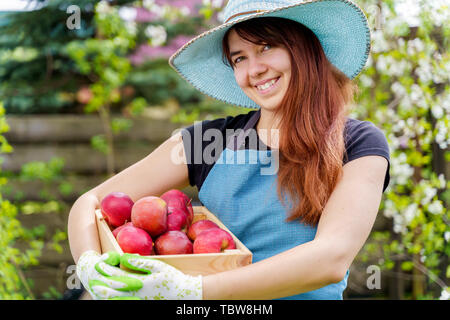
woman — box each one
[69,0,390,300]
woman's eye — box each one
[234,56,244,64]
[233,45,271,65]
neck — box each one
[256,108,281,149]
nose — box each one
[247,57,268,79]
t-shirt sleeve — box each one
[344,119,391,192]
[180,117,230,190]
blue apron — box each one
[198,109,349,300]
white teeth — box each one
[257,78,277,91]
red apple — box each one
[116,225,153,256]
[160,189,194,225]
[112,222,133,238]
[193,228,236,254]
[187,220,220,241]
[154,231,193,255]
[167,207,188,232]
[131,196,167,238]
[100,192,134,228]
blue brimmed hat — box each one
[169,0,371,109]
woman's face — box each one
[227,29,291,111]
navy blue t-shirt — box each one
[181,110,390,193]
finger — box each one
[95,261,131,277]
[89,280,129,300]
[100,251,121,266]
[120,253,177,274]
[107,276,144,292]
[90,273,143,291]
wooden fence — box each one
[3,114,198,298]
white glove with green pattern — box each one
[77,250,202,300]
[76,250,140,300]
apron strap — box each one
[226,109,261,151]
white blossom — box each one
[431,105,444,119]
[426,0,450,27]
[143,0,155,9]
[390,59,410,77]
[148,3,164,18]
[407,38,425,56]
[394,0,420,27]
[376,55,388,72]
[421,185,437,206]
[393,214,407,234]
[391,81,407,98]
[125,21,137,36]
[445,232,450,242]
[415,58,433,83]
[439,287,450,300]
[404,203,418,224]
[410,84,422,103]
[383,14,408,37]
[420,253,426,263]
[145,25,167,47]
[118,6,137,21]
[435,116,450,149]
[212,0,224,8]
[383,199,397,218]
[427,200,444,215]
[391,152,414,185]
[180,6,191,16]
[372,30,390,53]
[392,119,406,133]
[360,74,374,88]
[438,174,446,189]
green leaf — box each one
[111,118,132,135]
[91,135,109,154]
[401,261,414,271]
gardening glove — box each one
[76,250,141,300]
[89,252,203,300]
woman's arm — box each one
[202,155,388,299]
[68,131,190,264]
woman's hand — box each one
[77,251,202,300]
[76,250,137,299]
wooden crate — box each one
[95,206,252,276]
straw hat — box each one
[169,0,371,109]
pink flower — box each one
[135,1,204,22]
[129,35,194,65]
[135,7,159,22]
[154,0,203,14]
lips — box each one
[254,77,279,87]
[255,76,280,94]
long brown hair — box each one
[222,17,358,225]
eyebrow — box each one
[230,50,242,58]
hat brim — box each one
[169,0,371,109]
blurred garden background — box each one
[0,0,448,300]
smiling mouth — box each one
[255,77,280,94]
